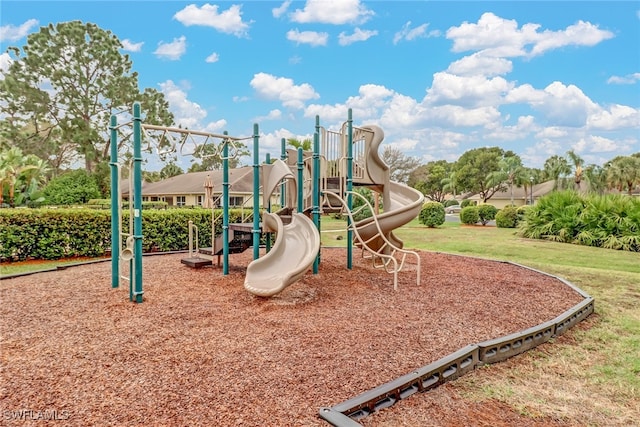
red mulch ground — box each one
[0,248,585,426]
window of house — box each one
[176,196,186,207]
[196,195,203,206]
[229,196,244,207]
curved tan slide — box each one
[349,124,424,251]
[355,181,424,251]
[244,211,320,297]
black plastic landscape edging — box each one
[318,260,595,426]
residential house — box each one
[122,166,266,208]
[467,180,556,209]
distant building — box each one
[122,166,268,208]
[467,180,556,209]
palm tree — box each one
[606,155,640,195]
[287,137,313,151]
[494,156,524,205]
[0,147,43,207]
[441,170,459,199]
[543,155,571,190]
[566,150,585,192]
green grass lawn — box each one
[3,216,638,424]
[322,215,640,424]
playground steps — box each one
[180,257,213,268]
[181,223,254,269]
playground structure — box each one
[109,103,424,302]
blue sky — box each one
[1,1,639,171]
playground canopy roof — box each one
[122,166,256,197]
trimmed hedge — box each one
[477,204,498,226]
[419,201,445,228]
[495,206,519,228]
[460,206,479,225]
[0,208,249,262]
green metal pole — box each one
[109,115,119,288]
[312,131,320,274]
[280,138,286,209]
[252,124,260,260]
[347,108,353,270]
[315,115,321,266]
[265,153,271,254]
[297,148,303,213]
[222,132,229,275]
[132,102,143,303]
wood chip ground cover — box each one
[1,249,585,426]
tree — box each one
[582,164,607,194]
[43,169,101,205]
[188,141,249,172]
[566,150,585,191]
[381,146,421,184]
[487,155,524,206]
[0,147,50,207]
[454,147,507,202]
[287,137,312,151]
[543,155,571,190]
[0,21,174,173]
[408,160,451,202]
[160,162,184,179]
[441,170,460,200]
[605,155,640,195]
[0,120,77,175]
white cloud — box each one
[254,109,283,122]
[607,73,640,85]
[0,19,39,42]
[393,22,431,44]
[581,135,619,153]
[250,72,319,109]
[338,28,378,46]
[122,39,144,52]
[447,12,614,58]
[535,127,568,139]
[159,80,208,129]
[530,20,615,56]
[537,82,599,127]
[485,115,538,141]
[587,104,640,130]
[506,81,600,127]
[446,53,513,77]
[286,29,328,47]
[289,0,374,25]
[289,55,302,65]
[425,72,513,108]
[174,4,251,37]
[233,96,250,103]
[205,52,220,63]
[154,36,187,60]
[272,1,291,18]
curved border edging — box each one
[318,261,594,426]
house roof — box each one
[468,180,556,201]
[123,166,257,196]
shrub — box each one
[443,199,459,208]
[460,206,479,225]
[519,190,585,243]
[0,207,250,261]
[419,202,445,228]
[518,190,639,252]
[477,204,498,226]
[43,169,102,205]
[495,206,519,228]
[461,199,476,208]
